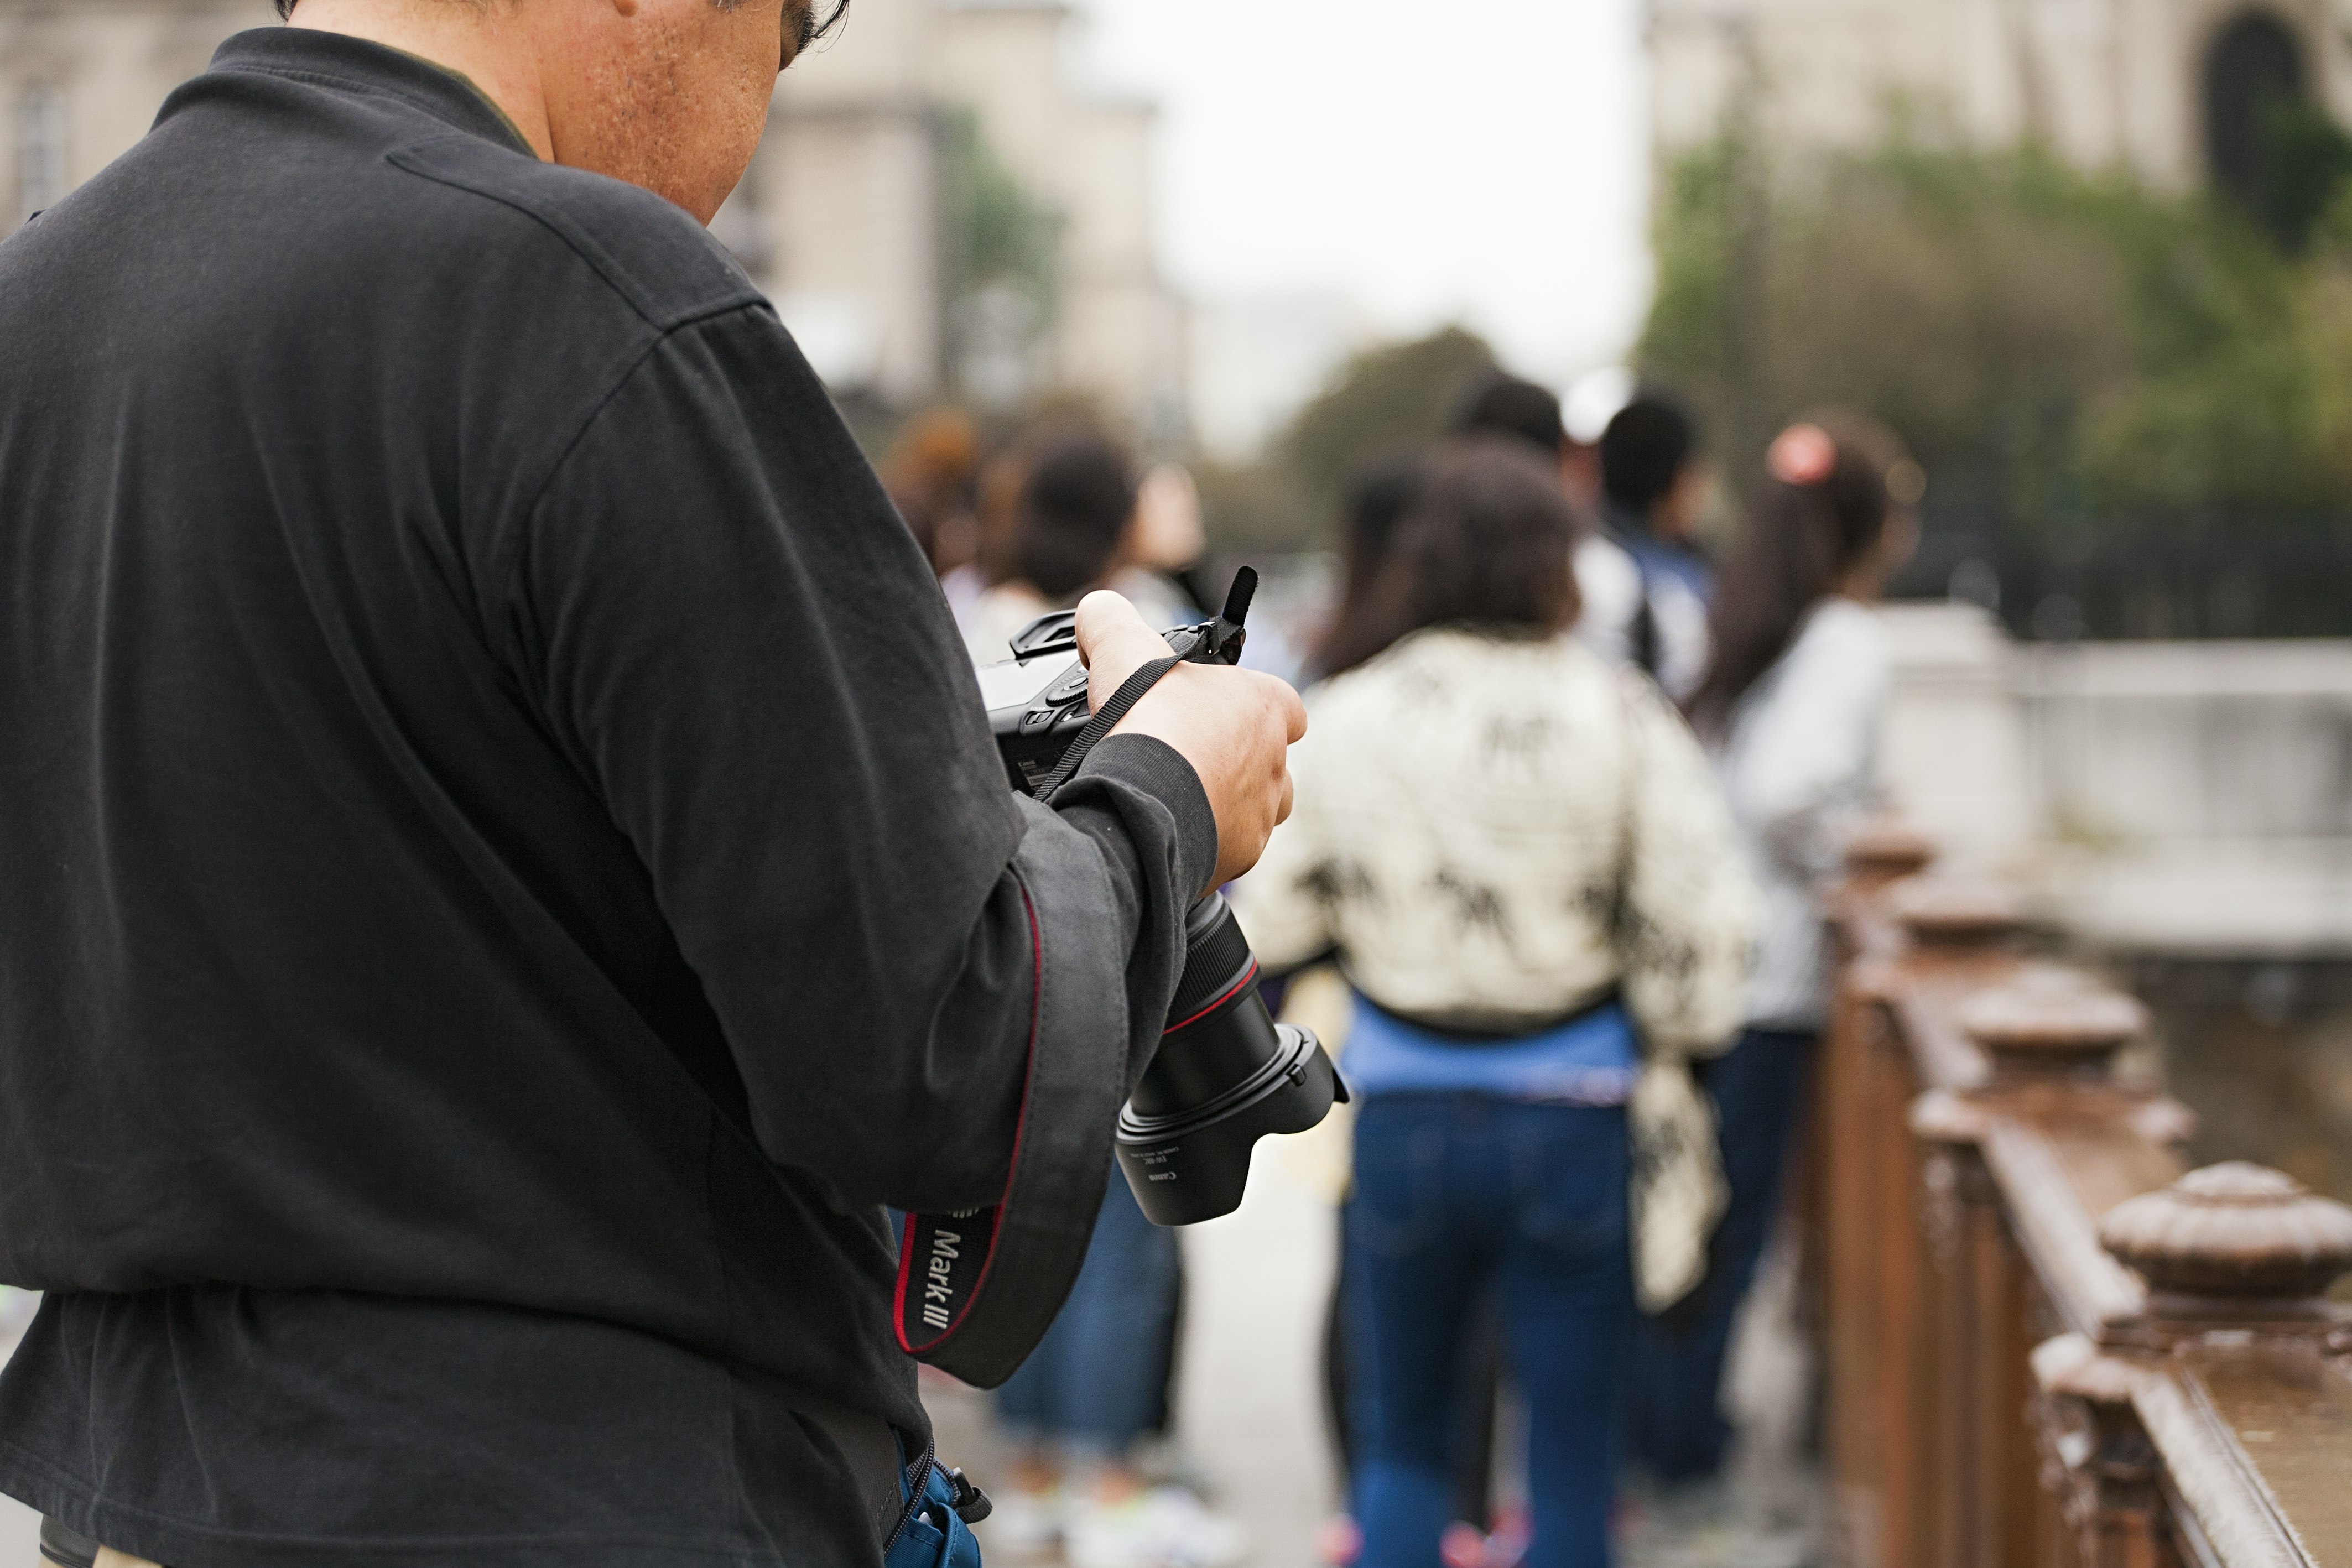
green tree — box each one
[938,108,1060,407]
[1277,326,1496,509]
[1641,131,2352,522]
[939,107,1058,311]
[1197,326,1497,553]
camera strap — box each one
[1029,653,1186,804]
[894,802,1133,1388]
[896,622,1230,1384]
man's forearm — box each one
[1038,734,1219,1095]
[859,736,1216,1215]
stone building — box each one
[752,0,1186,435]
[1,0,1187,431]
[1650,0,2352,198]
[2,2,277,223]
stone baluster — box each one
[1889,876,2027,958]
[1909,967,2150,1568]
[1845,817,1937,893]
[1910,1088,1993,1568]
[1833,820,1940,971]
[2037,1165,2352,1566]
[2031,1335,2163,1568]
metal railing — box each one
[1815,826,2352,1567]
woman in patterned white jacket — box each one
[1234,439,1758,1568]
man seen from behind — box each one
[0,1,1305,1562]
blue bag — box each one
[884,1452,986,1568]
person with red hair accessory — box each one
[1628,417,1922,1513]
[1764,423,1838,488]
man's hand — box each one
[1074,592,1306,895]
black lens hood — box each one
[1115,1024,1346,1226]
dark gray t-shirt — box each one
[0,28,1212,1567]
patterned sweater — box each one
[1233,627,1760,1308]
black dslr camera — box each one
[976,572,1345,1226]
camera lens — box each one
[1131,899,1269,1116]
[1115,895,1345,1226]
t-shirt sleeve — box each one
[495,304,1211,1214]
[1735,612,1891,887]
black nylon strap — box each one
[1032,654,1184,803]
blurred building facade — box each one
[750,0,1187,437]
[2,0,1187,436]
[1651,0,2352,196]
[2,2,277,225]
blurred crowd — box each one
[880,379,1924,1568]
[883,410,1272,677]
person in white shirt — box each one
[1625,416,1919,1493]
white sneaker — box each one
[1064,1486,1247,1568]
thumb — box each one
[1074,590,1177,709]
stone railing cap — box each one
[1845,820,1937,877]
[2099,1162,2352,1306]
[1888,876,2026,943]
[1960,968,2148,1065]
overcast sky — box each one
[1075,0,1654,389]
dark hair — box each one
[1333,440,1579,667]
[1598,393,1697,513]
[1450,372,1565,458]
[883,407,984,569]
[1011,433,1136,602]
[1314,452,1427,679]
[275,0,854,46]
[1683,415,1907,738]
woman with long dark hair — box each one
[1628,417,1918,1493]
[1312,452,1428,682]
[1237,439,1757,1568]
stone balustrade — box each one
[1815,824,2352,1567]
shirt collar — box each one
[207,28,537,159]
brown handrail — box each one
[1814,825,2352,1567]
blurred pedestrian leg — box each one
[997,1174,1178,1457]
[993,1175,1247,1568]
[1626,1027,1814,1482]
[1344,1096,1630,1568]
[1323,1228,1505,1541]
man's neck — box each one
[289,0,554,159]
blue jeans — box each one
[995,1173,1180,1457]
[1345,1095,1631,1568]
[1626,1027,1816,1482]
